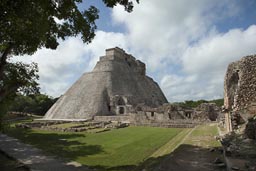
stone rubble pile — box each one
[245,116,256,139]
[194,103,221,121]
[15,121,129,132]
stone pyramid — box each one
[44,47,168,120]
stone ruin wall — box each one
[194,103,220,121]
[94,102,221,128]
[224,55,256,138]
[224,55,256,115]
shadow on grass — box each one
[5,128,225,171]
[91,144,225,171]
[6,128,103,161]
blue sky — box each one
[17,0,256,102]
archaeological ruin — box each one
[43,47,220,126]
[224,54,256,134]
[44,47,168,120]
[220,55,256,170]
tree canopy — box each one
[0,0,138,56]
[8,93,58,115]
[173,99,224,108]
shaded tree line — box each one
[8,94,58,116]
[173,99,224,108]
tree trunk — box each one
[0,43,13,81]
[0,43,14,104]
[0,85,20,103]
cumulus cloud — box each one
[162,25,256,101]
[112,0,240,71]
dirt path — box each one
[0,134,91,171]
[0,152,29,171]
[150,124,226,171]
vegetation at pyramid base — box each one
[8,93,58,116]
[173,98,224,108]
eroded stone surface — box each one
[224,55,256,114]
[223,54,256,136]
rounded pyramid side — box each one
[44,71,113,119]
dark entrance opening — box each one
[151,112,154,117]
[119,107,125,114]
[185,112,191,118]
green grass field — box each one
[6,126,183,169]
[135,123,222,171]
[184,123,221,147]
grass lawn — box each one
[6,126,184,170]
[49,122,83,128]
[135,123,223,171]
[184,123,221,147]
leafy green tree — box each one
[0,62,39,102]
[9,93,58,115]
[173,99,224,108]
[209,99,224,107]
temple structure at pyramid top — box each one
[44,47,168,120]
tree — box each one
[0,61,39,130]
[0,62,39,102]
[173,99,224,108]
[0,0,139,104]
[9,93,58,115]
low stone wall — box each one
[131,122,197,128]
[94,114,200,128]
[8,111,35,117]
[94,115,132,123]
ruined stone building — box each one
[224,54,256,136]
[44,47,168,120]
[224,55,256,113]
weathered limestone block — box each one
[194,103,221,121]
[44,47,167,120]
[224,55,256,113]
[224,54,256,134]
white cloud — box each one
[162,25,256,102]
[182,25,256,75]
[81,31,128,70]
[112,0,240,71]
